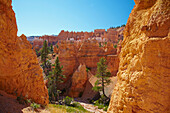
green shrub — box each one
[99,42,102,47]
[49,104,90,113]
[86,67,91,72]
[30,102,40,109]
[114,44,117,48]
[93,96,110,111]
[64,96,73,106]
[27,99,40,112]
[98,104,105,109]
[86,68,89,72]
[72,102,86,111]
[103,106,108,111]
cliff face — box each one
[0,0,48,105]
[108,0,170,112]
[56,40,119,97]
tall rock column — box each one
[108,0,170,112]
[0,0,49,105]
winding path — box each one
[79,102,107,113]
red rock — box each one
[0,0,48,105]
[69,64,88,97]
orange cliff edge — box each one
[108,0,170,112]
[0,0,49,105]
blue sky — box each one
[12,0,135,36]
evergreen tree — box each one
[92,57,111,98]
[48,57,65,101]
[50,44,54,57]
[50,44,53,52]
[41,40,50,76]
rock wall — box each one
[108,0,170,112]
[0,0,48,105]
[56,40,119,97]
[58,40,119,77]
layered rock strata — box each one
[57,40,119,97]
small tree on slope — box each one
[92,57,111,98]
[48,57,65,102]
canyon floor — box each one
[0,90,107,113]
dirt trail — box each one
[79,102,107,113]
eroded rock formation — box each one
[56,39,119,97]
[0,0,48,105]
[69,64,88,97]
[30,26,125,50]
[108,0,170,112]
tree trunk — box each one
[102,74,110,100]
[102,75,107,98]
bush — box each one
[114,44,117,48]
[64,96,73,106]
[98,104,105,109]
[27,99,40,112]
[93,95,110,111]
[103,106,108,111]
[30,102,40,109]
[48,104,90,113]
[71,102,86,111]
[86,68,89,72]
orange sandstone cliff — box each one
[56,40,119,98]
[0,0,49,105]
[108,0,170,112]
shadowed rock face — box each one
[0,0,49,105]
[69,64,88,97]
[108,0,170,113]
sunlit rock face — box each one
[57,40,120,97]
[108,0,170,112]
[77,40,119,75]
[0,0,49,105]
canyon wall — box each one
[0,0,48,105]
[55,40,119,97]
[108,0,170,112]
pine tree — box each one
[50,44,54,58]
[41,40,50,76]
[92,57,111,98]
[41,40,48,63]
[48,57,65,101]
